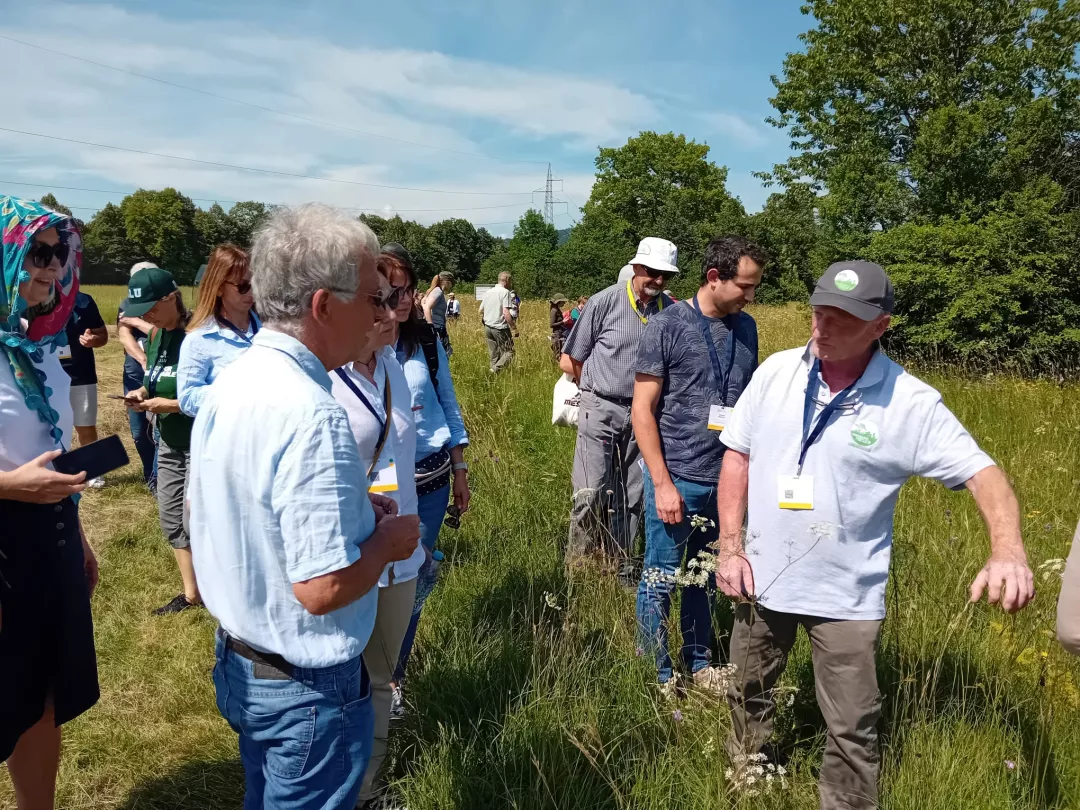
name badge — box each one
[778,474,814,510]
[369,457,399,493]
[708,404,729,431]
[57,344,73,360]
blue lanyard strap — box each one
[218,314,259,344]
[691,295,738,405]
[333,366,388,432]
[798,359,858,475]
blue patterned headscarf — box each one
[1,196,81,445]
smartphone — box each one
[106,394,129,400]
[53,435,130,480]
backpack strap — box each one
[417,323,441,394]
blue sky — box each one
[1,1,810,237]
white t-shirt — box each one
[0,345,73,472]
[721,344,994,620]
[331,346,424,585]
[482,285,513,329]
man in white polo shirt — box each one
[715,260,1035,810]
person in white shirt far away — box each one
[715,260,1035,810]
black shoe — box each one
[154,594,195,616]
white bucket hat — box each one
[129,260,159,278]
[628,237,679,275]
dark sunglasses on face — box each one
[228,279,253,295]
[643,267,670,280]
[369,286,405,310]
[28,241,70,270]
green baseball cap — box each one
[125,266,179,317]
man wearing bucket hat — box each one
[714,260,1035,809]
[560,237,678,583]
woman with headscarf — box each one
[0,196,99,803]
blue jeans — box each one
[213,632,373,810]
[636,470,719,684]
[124,366,157,485]
[393,481,450,682]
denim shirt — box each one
[189,328,378,668]
[177,312,261,417]
[396,339,468,461]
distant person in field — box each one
[188,204,419,809]
[632,236,765,697]
[446,292,461,320]
[560,237,678,585]
[122,267,200,616]
[0,197,99,804]
[117,262,160,492]
[1057,520,1080,655]
[59,291,108,487]
[480,271,517,373]
[177,244,259,417]
[716,260,1035,810]
[422,271,455,356]
[549,294,568,360]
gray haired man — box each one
[715,260,1034,809]
[560,237,678,583]
[481,271,516,373]
[189,204,420,809]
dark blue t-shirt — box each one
[635,299,758,483]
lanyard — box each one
[148,330,172,398]
[626,278,663,325]
[691,295,738,405]
[334,366,393,481]
[798,359,858,476]
[219,313,259,344]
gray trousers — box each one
[727,604,883,810]
[484,326,514,372]
[566,389,643,565]
[156,440,190,550]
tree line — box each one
[38,0,1080,370]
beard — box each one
[642,282,663,298]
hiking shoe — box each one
[656,675,682,701]
[389,684,405,720]
[692,665,736,696]
[154,594,196,616]
[86,477,106,489]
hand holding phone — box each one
[52,435,130,481]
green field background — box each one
[3,288,1078,809]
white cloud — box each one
[699,111,770,147]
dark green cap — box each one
[125,266,178,317]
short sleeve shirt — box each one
[61,293,105,386]
[636,300,758,483]
[482,285,513,329]
[721,345,995,620]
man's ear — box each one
[310,289,333,325]
[873,314,891,340]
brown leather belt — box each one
[225,634,295,680]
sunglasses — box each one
[28,241,70,270]
[369,286,406,310]
[643,267,674,280]
[228,279,253,295]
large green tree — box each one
[557,131,747,298]
[427,218,497,281]
[81,202,139,283]
[359,214,450,283]
[121,188,203,282]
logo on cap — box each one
[834,270,859,292]
[131,288,143,298]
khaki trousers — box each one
[484,326,514,373]
[358,577,418,803]
[727,604,883,810]
[1056,520,1080,654]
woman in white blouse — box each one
[0,197,99,804]
[330,260,423,808]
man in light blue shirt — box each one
[189,204,419,810]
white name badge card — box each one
[777,474,814,510]
[369,457,399,494]
[57,344,72,360]
[708,405,730,431]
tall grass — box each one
[2,291,1077,809]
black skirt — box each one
[0,497,99,762]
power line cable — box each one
[0,178,538,213]
[0,127,537,197]
[0,34,549,167]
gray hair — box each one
[250,203,380,325]
[498,271,511,285]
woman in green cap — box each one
[122,266,199,615]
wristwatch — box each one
[452,462,469,473]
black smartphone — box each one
[53,435,130,480]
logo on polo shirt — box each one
[834,269,859,292]
[850,420,879,448]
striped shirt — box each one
[563,280,674,399]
